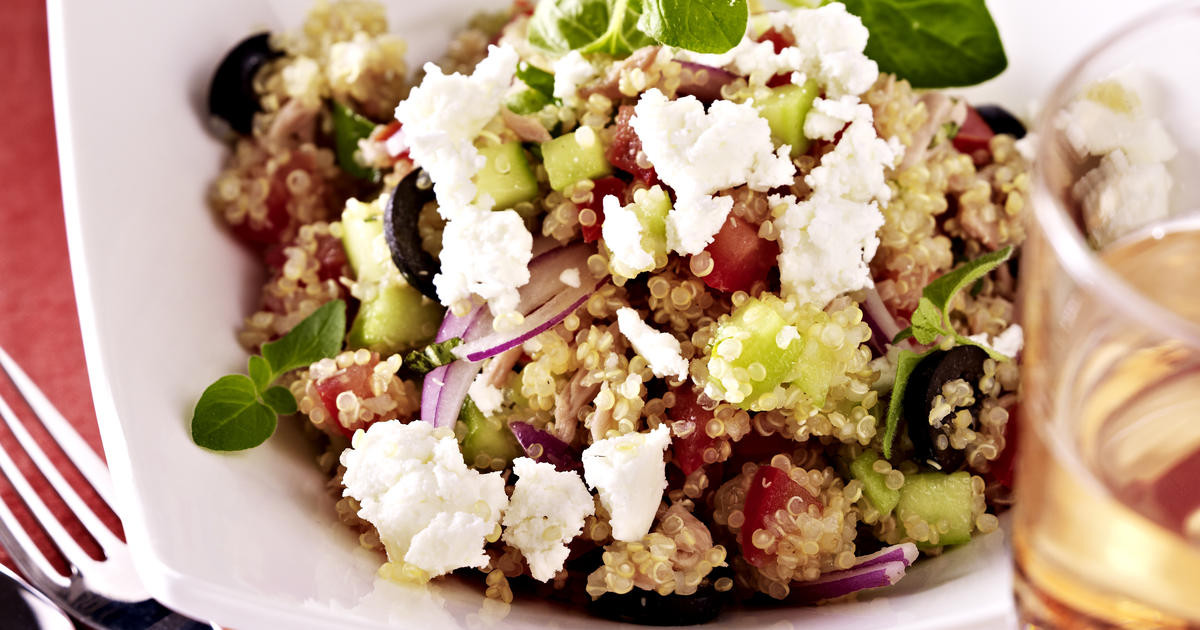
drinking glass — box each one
[1014,5,1200,629]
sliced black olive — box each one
[903,345,989,470]
[975,104,1027,139]
[208,33,282,135]
[384,169,440,300]
[587,585,726,626]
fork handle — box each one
[71,593,216,630]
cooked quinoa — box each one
[205,0,1029,622]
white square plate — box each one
[47,1,1173,628]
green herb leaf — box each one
[261,300,347,376]
[331,101,381,182]
[405,337,463,374]
[516,61,559,100]
[892,327,914,344]
[922,246,1012,328]
[191,375,278,451]
[261,385,299,416]
[882,348,932,459]
[638,0,748,54]
[909,297,947,345]
[839,0,1007,88]
[507,88,554,116]
[530,0,655,56]
[248,355,272,392]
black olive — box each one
[903,345,989,470]
[587,585,726,626]
[384,169,440,300]
[975,104,1026,139]
[208,33,282,136]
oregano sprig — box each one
[191,299,346,451]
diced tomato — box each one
[263,231,349,282]
[669,385,719,476]
[756,28,792,53]
[699,215,779,293]
[579,176,627,242]
[372,120,409,163]
[606,105,659,185]
[740,465,822,568]
[314,361,376,438]
[230,152,319,246]
[953,106,995,166]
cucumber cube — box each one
[706,296,804,408]
[340,198,391,285]
[458,398,522,470]
[542,126,612,191]
[347,282,442,355]
[605,185,672,279]
[896,471,976,547]
[753,80,819,157]
[474,141,539,210]
[849,450,900,517]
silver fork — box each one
[0,347,215,630]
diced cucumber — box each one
[341,197,443,355]
[474,141,539,210]
[605,185,672,278]
[850,450,900,517]
[458,398,522,470]
[896,471,976,547]
[752,80,819,157]
[706,295,804,408]
[347,282,442,355]
[541,127,612,191]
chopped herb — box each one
[405,337,464,374]
[192,300,347,451]
[516,61,559,101]
[882,348,933,459]
[331,101,381,182]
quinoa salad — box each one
[194,0,1029,623]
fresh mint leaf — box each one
[882,348,932,459]
[638,0,748,54]
[261,300,347,376]
[405,337,463,374]
[909,297,947,345]
[248,355,272,392]
[892,327,913,344]
[516,61,558,100]
[261,386,299,416]
[331,101,380,182]
[191,375,278,451]
[922,246,1012,325]
[840,0,1007,88]
[530,0,654,56]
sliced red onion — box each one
[677,61,737,102]
[420,364,448,426]
[455,277,603,362]
[851,542,918,570]
[436,303,482,342]
[862,287,917,354]
[509,421,582,472]
[430,358,483,429]
[787,560,909,603]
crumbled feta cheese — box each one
[1074,151,1173,248]
[340,421,508,578]
[468,371,505,416]
[615,308,688,379]
[581,425,671,542]
[774,104,899,305]
[394,44,519,219]
[968,323,1025,358]
[501,458,595,582]
[803,95,860,141]
[631,89,794,254]
[434,207,533,315]
[602,195,656,278]
[558,268,581,288]
[552,50,597,101]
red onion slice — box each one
[677,61,737,102]
[852,543,918,570]
[429,358,483,429]
[862,287,917,354]
[455,277,604,362]
[436,303,482,342]
[420,364,448,426]
[787,560,909,603]
[509,421,582,472]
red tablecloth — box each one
[0,0,113,572]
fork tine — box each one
[0,408,102,576]
[0,388,124,553]
[0,487,69,594]
[0,347,114,505]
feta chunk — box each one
[1075,152,1173,248]
[602,195,656,277]
[468,371,505,416]
[501,458,595,582]
[434,207,533,315]
[803,95,860,141]
[394,44,519,220]
[616,308,688,379]
[582,425,671,542]
[631,89,794,254]
[968,324,1025,359]
[552,50,597,101]
[340,421,509,578]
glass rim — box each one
[1031,1,1200,351]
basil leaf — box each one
[922,246,1012,327]
[881,348,932,459]
[638,0,747,54]
[530,0,655,57]
[840,0,1007,88]
[516,61,558,100]
[331,101,380,182]
[261,300,347,376]
[584,0,657,56]
[191,375,278,451]
[261,385,299,416]
[248,355,272,392]
[405,337,463,375]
